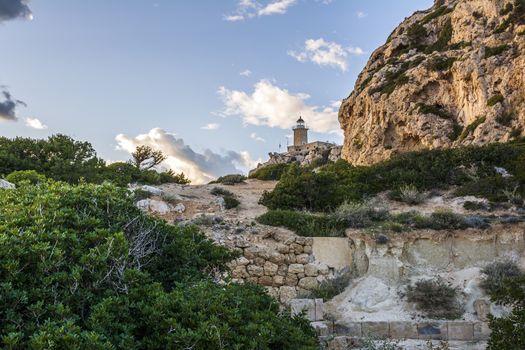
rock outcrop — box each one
[339,0,525,165]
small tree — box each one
[131,145,166,170]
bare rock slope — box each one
[339,0,525,165]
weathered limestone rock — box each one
[474,322,491,340]
[136,199,172,214]
[141,185,163,196]
[247,265,264,277]
[473,299,491,322]
[288,264,305,274]
[311,321,333,336]
[339,0,525,165]
[263,261,279,276]
[290,299,316,320]
[389,321,418,339]
[174,203,185,213]
[279,286,297,304]
[447,321,474,341]
[305,264,319,277]
[298,277,319,290]
[362,322,390,338]
[0,179,15,189]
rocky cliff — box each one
[339,0,525,165]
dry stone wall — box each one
[226,233,334,304]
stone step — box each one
[311,320,490,342]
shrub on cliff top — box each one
[260,140,525,212]
[249,163,291,181]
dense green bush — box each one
[0,135,190,187]
[487,274,525,349]
[481,260,524,296]
[261,141,525,212]
[224,195,241,209]
[0,181,317,349]
[249,164,292,181]
[210,187,234,197]
[418,103,452,119]
[5,170,46,185]
[406,278,463,319]
[256,210,346,237]
[211,174,246,185]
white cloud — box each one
[217,79,341,134]
[25,117,48,130]
[288,38,365,72]
[250,132,266,142]
[115,128,259,184]
[357,11,368,19]
[225,0,297,21]
[240,69,252,77]
[201,123,220,130]
[258,0,297,16]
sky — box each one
[0,0,433,183]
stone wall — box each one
[227,234,335,304]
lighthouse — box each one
[293,116,308,146]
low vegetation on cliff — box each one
[260,140,525,213]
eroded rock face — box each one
[339,0,525,165]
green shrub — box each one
[463,201,488,211]
[391,184,427,204]
[485,45,510,58]
[249,164,291,181]
[5,170,46,185]
[261,140,525,212]
[133,188,153,201]
[332,201,390,228]
[481,260,524,296]
[421,5,453,25]
[224,195,241,209]
[428,56,456,71]
[487,274,525,349]
[455,176,518,202]
[0,180,317,349]
[308,269,353,301]
[488,94,505,107]
[256,210,346,237]
[496,112,514,126]
[391,209,488,230]
[369,58,425,95]
[426,19,453,53]
[406,278,463,319]
[211,187,234,197]
[211,174,246,185]
[418,103,452,119]
[407,23,428,44]
[448,122,463,141]
[459,116,486,141]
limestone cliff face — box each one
[339,0,525,165]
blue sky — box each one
[0,0,433,183]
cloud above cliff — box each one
[0,90,26,121]
[288,38,364,72]
[224,0,298,21]
[217,79,341,134]
[0,0,33,22]
[115,128,259,184]
[25,117,47,130]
